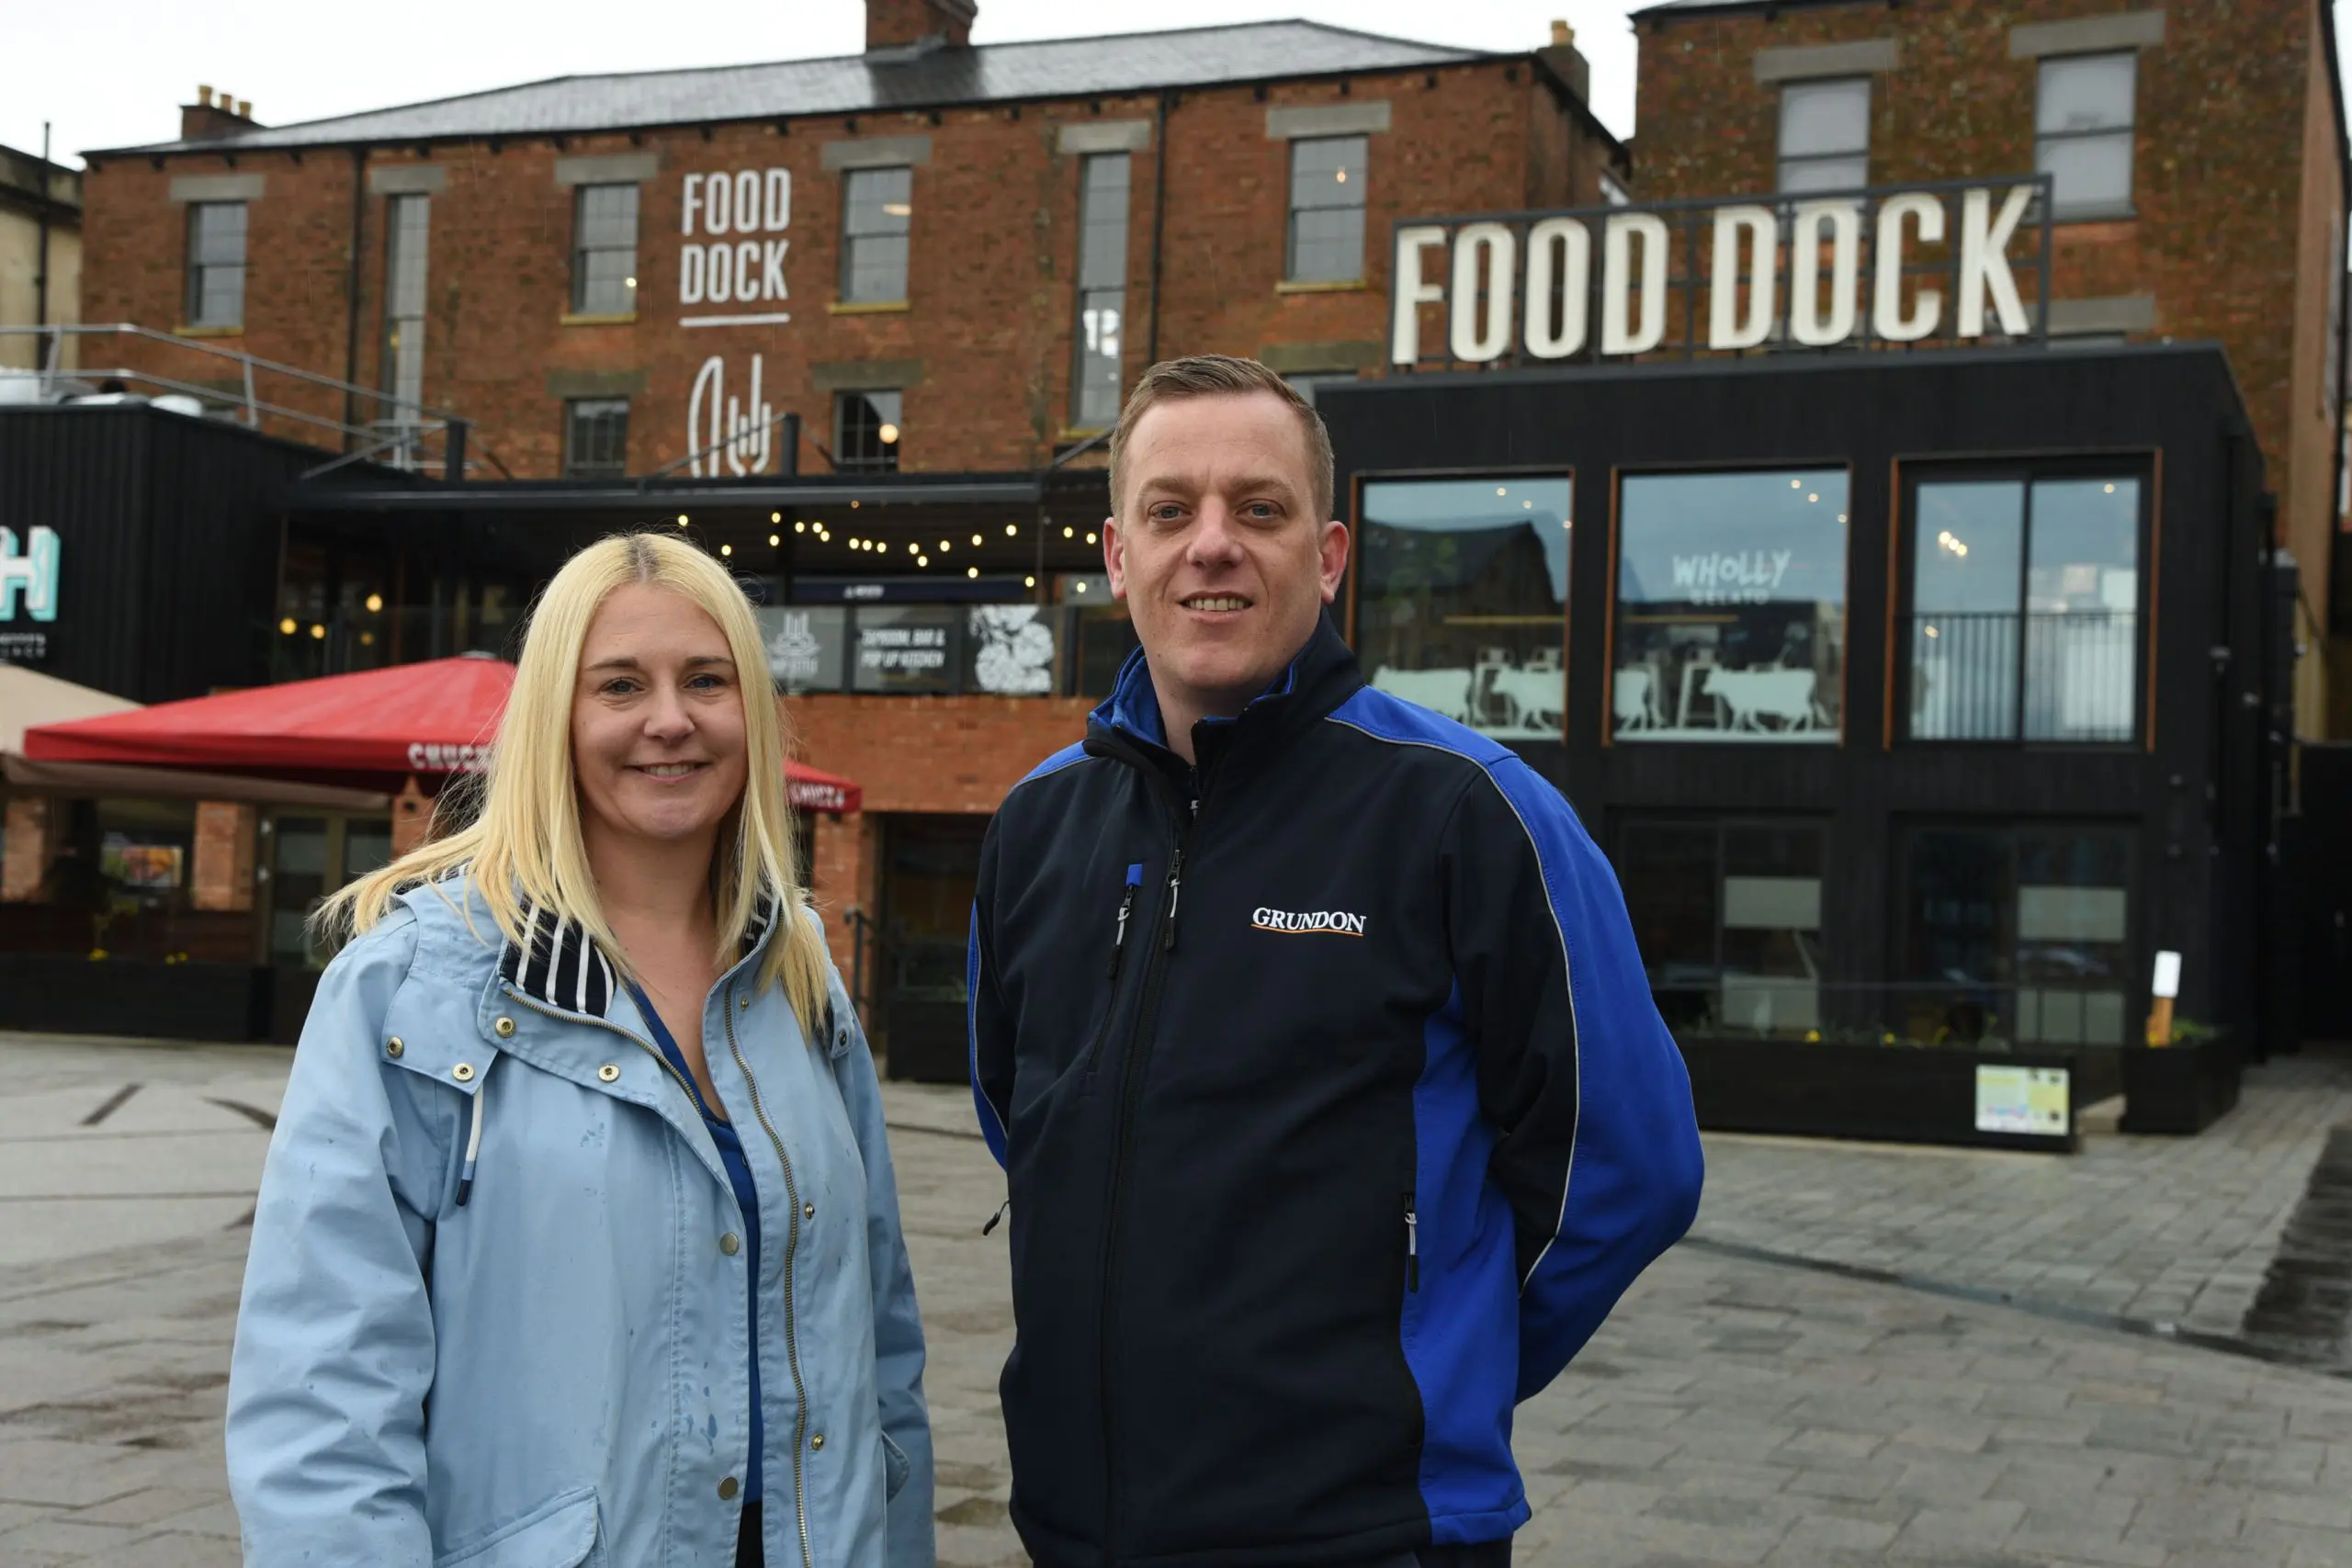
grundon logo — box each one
[1252,908,1368,937]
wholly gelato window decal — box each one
[1613,470,1848,743]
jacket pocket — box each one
[433,1485,602,1568]
[881,1430,912,1502]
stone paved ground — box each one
[4,1032,2351,1567]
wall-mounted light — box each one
[365,592,384,613]
[278,616,297,636]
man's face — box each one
[1104,390,1349,724]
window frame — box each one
[1611,814,1833,1038]
[839,165,913,305]
[184,200,248,330]
[1284,134,1369,285]
[1895,457,2152,749]
[570,183,641,316]
[561,397,631,479]
[1070,152,1133,432]
[1775,76,1871,196]
[833,388,904,474]
[381,193,431,424]
[2033,50,2138,221]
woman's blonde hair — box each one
[320,531,832,1035]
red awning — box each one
[22,653,862,813]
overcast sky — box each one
[5,0,1644,168]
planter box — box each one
[0,954,270,1041]
[2120,1036,2241,1134]
[1676,1033,2079,1153]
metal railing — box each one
[0,323,476,479]
[1905,610,2138,743]
[1653,975,2132,1049]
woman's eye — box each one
[602,678,639,696]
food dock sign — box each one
[1389,176,2054,370]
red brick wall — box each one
[80,61,1613,477]
[1630,0,2342,733]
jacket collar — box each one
[495,891,778,1021]
[1088,611,1364,768]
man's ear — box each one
[1103,514,1128,600]
[1317,520,1351,605]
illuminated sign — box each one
[0,526,60,623]
[1389,178,2052,370]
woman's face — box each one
[571,583,752,852]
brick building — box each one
[59,1,1623,1065]
[1626,0,2350,738]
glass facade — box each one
[571,184,639,315]
[1613,469,1847,742]
[1618,819,1827,1035]
[842,166,913,303]
[1072,154,1131,430]
[186,202,247,329]
[1356,476,1570,738]
[1907,473,2140,743]
[1286,135,1368,283]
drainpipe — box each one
[1146,89,1171,366]
[343,146,367,446]
[33,123,52,367]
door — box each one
[877,814,988,1082]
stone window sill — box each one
[829,299,912,316]
[1276,278,1368,295]
[173,322,243,339]
[560,311,638,327]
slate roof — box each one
[102,21,1493,156]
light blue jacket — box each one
[226,875,933,1568]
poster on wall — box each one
[101,833,185,892]
[1973,1065,2071,1137]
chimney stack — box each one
[181,84,260,141]
[866,0,977,52]
[1537,19,1591,103]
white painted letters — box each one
[1601,213,1668,356]
[687,355,775,477]
[1871,193,1944,343]
[1959,186,2034,339]
[1390,227,1449,366]
[1522,217,1590,359]
[1449,222,1516,364]
[1789,201,1861,347]
[1707,206,1776,351]
[679,167,795,321]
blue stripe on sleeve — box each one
[968,905,1008,1168]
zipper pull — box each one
[1108,863,1142,979]
[983,1198,1010,1236]
[1405,1202,1419,1292]
[1162,846,1186,951]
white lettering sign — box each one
[1391,182,2041,367]
[687,354,775,477]
[0,526,60,623]
[406,740,491,773]
[1670,548,1794,605]
[681,168,794,328]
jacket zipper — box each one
[504,981,811,1568]
[1095,771,1205,1560]
[1079,867,1148,1094]
[723,981,817,1568]
[1405,1198,1419,1292]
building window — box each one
[1612,468,1848,742]
[1777,78,1870,194]
[1901,824,2132,1046]
[571,184,639,315]
[563,398,630,478]
[1599,170,1632,208]
[1905,472,2142,743]
[1286,135,1367,284]
[1356,475,1570,738]
[841,166,912,304]
[1072,153,1132,431]
[185,202,247,329]
[834,389,902,473]
[1617,818,1826,1036]
[2036,52,2136,218]
[382,194,430,425]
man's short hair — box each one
[1107,355,1336,525]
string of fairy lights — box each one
[669,510,1104,593]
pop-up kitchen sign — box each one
[1389,176,2053,370]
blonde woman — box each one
[226,533,933,1568]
